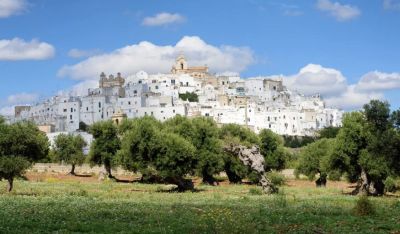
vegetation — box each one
[179,92,199,102]
[52,134,87,175]
[88,121,120,178]
[0,121,49,191]
[0,179,399,233]
[296,138,335,187]
[329,100,400,195]
[283,135,315,148]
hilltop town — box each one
[11,55,343,137]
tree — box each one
[0,121,49,192]
[88,120,120,178]
[259,129,287,172]
[53,134,87,175]
[179,92,199,102]
[79,121,88,132]
[219,124,260,183]
[296,138,334,187]
[329,100,400,195]
[191,117,224,185]
[318,126,341,139]
[118,117,197,191]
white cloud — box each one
[284,64,348,97]
[0,92,38,116]
[6,92,38,105]
[0,0,27,18]
[280,64,395,110]
[142,12,185,26]
[384,0,400,10]
[316,0,361,21]
[68,48,102,58]
[325,85,384,110]
[356,71,400,92]
[56,80,98,97]
[0,106,14,116]
[58,36,255,80]
[0,38,55,61]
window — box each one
[267,116,270,121]
[173,109,175,113]
[70,115,72,120]
[63,109,67,112]
[71,108,73,112]
[128,101,131,105]
[86,107,89,111]
[98,102,101,108]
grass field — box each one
[0,173,399,233]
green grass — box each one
[0,180,399,233]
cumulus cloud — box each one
[316,0,361,21]
[0,106,14,116]
[68,48,102,58]
[284,64,347,97]
[142,12,185,26]
[0,0,27,18]
[58,36,255,80]
[280,64,396,110]
[0,38,55,61]
[0,92,38,116]
[383,0,400,10]
[6,92,38,105]
[356,71,400,92]
[325,85,384,110]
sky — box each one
[1,0,400,115]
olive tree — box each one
[88,120,120,178]
[0,121,49,192]
[219,124,260,183]
[164,116,223,185]
[296,138,334,187]
[118,116,197,191]
[259,129,287,171]
[329,100,400,195]
[53,134,87,175]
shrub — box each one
[353,196,375,216]
[267,171,286,186]
[248,187,263,195]
[328,170,342,181]
[384,177,398,193]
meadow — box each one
[0,173,399,234]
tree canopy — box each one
[0,121,49,191]
[53,134,87,175]
[88,120,120,178]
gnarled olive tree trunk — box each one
[352,168,384,196]
[224,144,278,194]
[165,177,194,192]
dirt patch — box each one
[25,172,139,184]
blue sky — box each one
[1,0,400,114]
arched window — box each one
[181,63,184,70]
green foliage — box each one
[219,124,259,183]
[297,138,334,181]
[266,171,286,186]
[384,177,398,193]
[329,100,400,195]
[318,126,341,139]
[248,187,263,195]
[0,121,49,191]
[259,129,287,171]
[179,92,199,102]
[283,135,315,148]
[78,121,88,132]
[353,196,375,216]
[53,134,87,174]
[118,116,197,188]
[88,121,120,176]
[328,170,342,181]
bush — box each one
[248,187,263,195]
[353,196,375,216]
[328,170,342,181]
[267,171,286,186]
[384,177,398,193]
